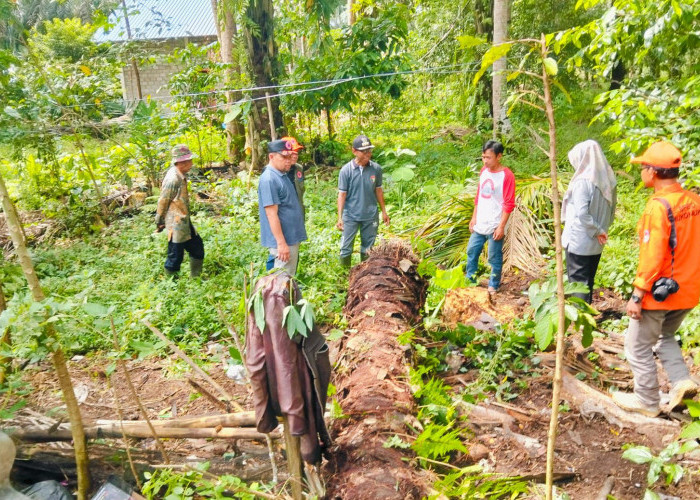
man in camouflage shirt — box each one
[156,144,204,277]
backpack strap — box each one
[654,197,676,278]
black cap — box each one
[268,139,294,153]
[352,135,375,151]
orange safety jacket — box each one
[633,183,700,310]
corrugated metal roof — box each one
[95,0,217,42]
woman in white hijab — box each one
[561,140,617,303]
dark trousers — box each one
[165,226,204,272]
[565,250,601,304]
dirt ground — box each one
[6,354,281,492]
[444,275,700,499]
[4,273,700,499]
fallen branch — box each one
[7,425,280,442]
[561,371,680,444]
[95,411,257,429]
[595,476,615,500]
[143,320,243,411]
[114,318,169,464]
[188,378,229,412]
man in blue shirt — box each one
[258,139,307,275]
[336,135,390,267]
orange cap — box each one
[281,136,304,152]
[630,141,682,169]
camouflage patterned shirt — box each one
[155,166,192,243]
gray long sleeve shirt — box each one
[561,179,616,256]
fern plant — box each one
[411,422,468,461]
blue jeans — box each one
[466,231,504,289]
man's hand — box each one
[626,298,642,320]
[276,242,290,262]
[469,217,476,232]
[336,219,344,231]
[597,232,608,245]
[382,211,390,226]
[156,224,165,233]
[493,225,505,241]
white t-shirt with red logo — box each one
[473,166,516,235]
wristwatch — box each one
[631,293,642,304]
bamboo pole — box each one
[540,33,567,500]
[0,281,8,386]
[0,172,91,499]
[107,375,142,490]
[281,417,303,500]
[7,425,279,442]
[96,411,256,429]
[113,318,170,464]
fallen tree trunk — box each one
[561,371,680,446]
[95,411,256,429]
[7,425,279,443]
[327,240,430,500]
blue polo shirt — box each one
[338,160,383,221]
[258,165,307,248]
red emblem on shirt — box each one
[297,170,303,179]
[370,175,376,183]
[480,178,495,199]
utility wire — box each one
[48,61,485,110]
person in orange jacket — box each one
[612,141,700,416]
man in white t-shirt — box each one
[466,140,516,292]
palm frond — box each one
[415,175,570,274]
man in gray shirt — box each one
[258,140,307,275]
[561,140,617,303]
[336,135,390,267]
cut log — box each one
[6,425,279,443]
[561,371,679,446]
[95,412,257,429]
[327,241,429,500]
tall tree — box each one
[211,0,245,163]
[243,0,284,169]
[491,0,509,137]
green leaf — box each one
[643,490,661,500]
[680,421,700,439]
[392,166,415,182]
[534,319,554,350]
[685,400,700,418]
[456,34,485,49]
[544,57,558,76]
[223,104,242,123]
[83,302,109,317]
[434,265,465,290]
[473,42,513,86]
[229,346,242,362]
[665,463,683,485]
[253,292,265,334]
[326,328,344,341]
[581,327,593,348]
[622,446,654,464]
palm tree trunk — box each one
[328,241,429,499]
[492,0,508,137]
[0,173,91,499]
